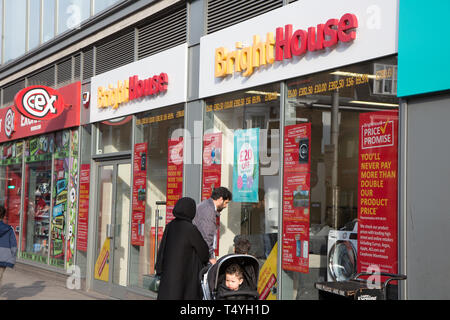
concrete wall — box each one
[406,92,450,299]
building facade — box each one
[0,0,448,300]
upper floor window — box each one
[0,0,123,65]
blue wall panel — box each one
[398,0,450,97]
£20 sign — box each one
[14,86,65,120]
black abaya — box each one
[155,197,209,300]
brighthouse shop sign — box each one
[90,44,187,123]
[214,13,358,78]
[97,73,168,110]
[199,0,398,98]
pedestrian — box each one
[155,197,209,300]
[193,187,232,265]
[223,263,244,292]
[0,205,17,287]
[233,235,251,255]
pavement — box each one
[0,262,111,300]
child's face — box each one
[225,273,243,291]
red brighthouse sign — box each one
[215,13,358,78]
[14,85,66,120]
[96,73,169,110]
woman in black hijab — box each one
[156,197,209,299]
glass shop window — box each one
[22,134,54,264]
[0,141,24,246]
[282,56,399,300]
[96,116,133,154]
[129,104,185,291]
[203,83,281,286]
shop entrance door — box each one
[92,159,131,297]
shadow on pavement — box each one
[0,281,46,300]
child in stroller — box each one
[223,264,244,292]
[200,254,260,300]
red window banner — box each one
[77,164,90,252]
[150,227,164,274]
[131,143,148,246]
[282,123,311,273]
[131,211,145,247]
[357,111,398,275]
[201,133,222,256]
[201,132,222,201]
[166,137,183,224]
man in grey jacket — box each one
[193,187,232,264]
[0,205,17,287]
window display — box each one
[76,125,92,277]
[130,104,184,291]
[203,83,281,289]
[0,141,24,246]
[22,134,54,264]
[49,130,72,268]
[282,56,399,299]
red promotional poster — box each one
[150,227,164,273]
[4,166,22,245]
[77,164,90,252]
[131,211,145,246]
[0,82,81,143]
[201,133,222,256]
[282,123,311,273]
[357,111,398,275]
[132,143,148,212]
[166,137,183,224]
[201,132,222,201]
[131,143,148,246]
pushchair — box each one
[200,254,260,300]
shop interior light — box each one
[7,185,15,189]
[349,100,398,107]
[330,71,376,79]
[245,90,280,96]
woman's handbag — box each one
[149,275,160,293]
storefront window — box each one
[21,134,54,264]
[282,56,399,299]
[0,141,24,247]
[49,130,72,267]
[76,125,92,277]
[96,117,133,154]
[203,83,281,295]
[130,104,184,291]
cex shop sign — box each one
[0,82,81,143]
[14,86,65,120]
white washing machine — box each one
[327,222,358,282]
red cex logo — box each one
[14,86,65,120]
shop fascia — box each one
[96,72,168,110]
[214,13,358,78]
[15,86,66,120]
[0,82,81,143]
